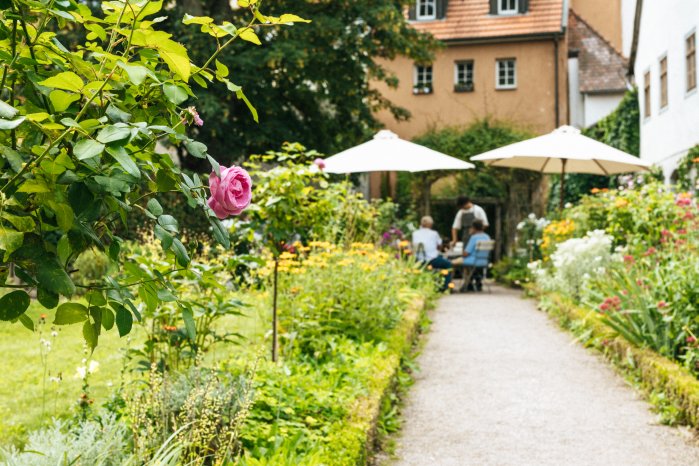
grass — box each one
[0,292,271,447]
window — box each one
[413,64,433,94]
[416,0,436,20]
[659,56,668,109]
[643,70,651,118]
[499,0,518,14]
[496,59,516,89]
[454,61,474,91]
[687,32,697,92]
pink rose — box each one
[207,166,252,219]
[314,158,326,170]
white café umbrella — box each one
[323,129,475,173]
[470,125,651,209]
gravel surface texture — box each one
[392,287,699,466]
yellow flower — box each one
[615,198,629,208]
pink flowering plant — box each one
[0,0,308,348]
[539,183,699,375]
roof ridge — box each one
[569,9,626,61]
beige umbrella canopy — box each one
[470,125,652,209]
[323,129,474,173]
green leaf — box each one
[147,198,163,216]
[115,304,133,337]
[86,290,107,306]
[0,228,24,260]
[37,261,76,297]
[106,104,131,123]
[93,176,130,193]
[102,308,115,330]
[54,302,88,325]
[73,139,105,160]
[278,14,311,24]
[97,125,131,144]
[83,320,98,350]
[117,61,151,86]
[163,83,188,105]
[236,89,258,122]
[171,238,190,266]
[49,90,80,112]
[106,145,141,178]
[184,140,207,158]
[50,202,74,231]
[238,27,261,45]
[182,306,196,340]
[0,100,19,119]
[2,213,34,232]
[38,71,84,92]
[154,224,173,250]
[57,235,71,264]
[0,117,26,130]
[156,39,191,82]
[37,287,59,309]
[182,14,213,25]
[215,60,229,78]
[158,214,179,233]
[0,290,30,321]
[210,217,230,248]
[19,314,34,331]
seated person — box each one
[462,219,491,291]
[412,216,451,290]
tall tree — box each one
[167,0,437,168]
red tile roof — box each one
[408,0,565,41]
[568,11,627,93]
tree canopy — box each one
[168,0,438,168]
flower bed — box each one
[527,182,699,425]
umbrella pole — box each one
[559,159,567,211]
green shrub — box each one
[72,249,111,290]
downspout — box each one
[554,35,560,127]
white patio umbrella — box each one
[470,125,651,209]
[323,129,475,173]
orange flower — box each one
[590,188,600,194]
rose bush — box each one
[0,0,307,348]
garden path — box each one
[392,287,699,466]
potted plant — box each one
[454,81,474,92]
[413,83,433,95]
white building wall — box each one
[583,93,624,127]
[635,0,699,181]
[621,0,637,57]
[567,57,585,128]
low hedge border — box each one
[320,293,428,465]
[533,288,699,428]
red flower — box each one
[657,301,668,309]
[687,336,697,344]
[643,247,657,256]
[599,302,610,312]
[621,290,629,296]
[623,255,635,264]
[677,229,687,235]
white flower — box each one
[516,221,525,230]
[51,330,58,337]
[76,366,86,379]
[528,213,536,220]
[564,202,572,209]
[88,360,100,374]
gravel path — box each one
[393,287,699,466]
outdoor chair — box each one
[459,239,495,293]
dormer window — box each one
[489,0,527,15]
[499,0,518,15]
[416,0,437,20]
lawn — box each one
[0,294,270,446]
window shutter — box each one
[437,0,449,19]
[408,2,416,20]
[489,0,498,15]
[518,0,529,14]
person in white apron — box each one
[450,196,489,247]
